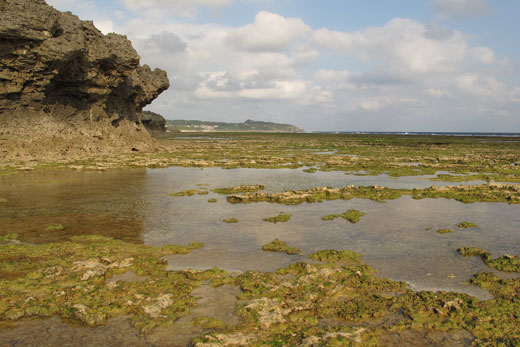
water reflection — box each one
[0,169,147,243]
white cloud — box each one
[424,88,452,98]
[470,46,496,64]
[432,0,490,18]
[226,11,311,52]
[359,97,420,112]
[511,88,520,103]
[314,69,351,82]
[456,74,505,98]
[310,28,353,51]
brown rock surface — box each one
[142,110,166,136]
[0,0,170,161]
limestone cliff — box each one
[0,0,170,161]
[142,111,166,136]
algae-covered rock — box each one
[308,249,361,263]
[192,316,228,330]
[169,189,200,197]
[0,235,217,333]
[262,214,291,224]
[458,247,520,272]
[457,221,479,229]
[45,224,64,231]
[212,185,265,195]
[322,209,366,223]
[457,247,487,257]
[261,239,300,255]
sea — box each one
[314,131,520,137]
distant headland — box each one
[165,119,304,133]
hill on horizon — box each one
[166,119,304,133]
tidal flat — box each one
[1,133,520,345]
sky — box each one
[46,0,520,132]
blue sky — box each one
[47,0,520,132]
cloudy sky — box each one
[47,0,520,132]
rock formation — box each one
[142,111,166,136]
[0,0,170,161]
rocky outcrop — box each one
[0,0,169,161]
[141,111,166,136]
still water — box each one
[1,166,518,299]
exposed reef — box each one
[0,0,169,161]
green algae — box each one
[457,221,479,229]
[308,249,362,263]
[211,185,265,195]
[192,316,229,330]
[437,229,452,234]
[261,239,300,255]
[45,224,65,231]
[0,233,18,242]
[169,189,200,197]
[207,198,217,203]
[0,235,219,334]
[322,209,366,223]
[457,247,488,257]
[161,242,203,255]
[458,247,520,272]
[169,189,210,196]
[262,214,291,224]
[222,218,238,224]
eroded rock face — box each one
[0,0,170,160]
[142,111,166,136]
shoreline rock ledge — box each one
[0,0,170,161]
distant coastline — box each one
[166,119,304,133]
